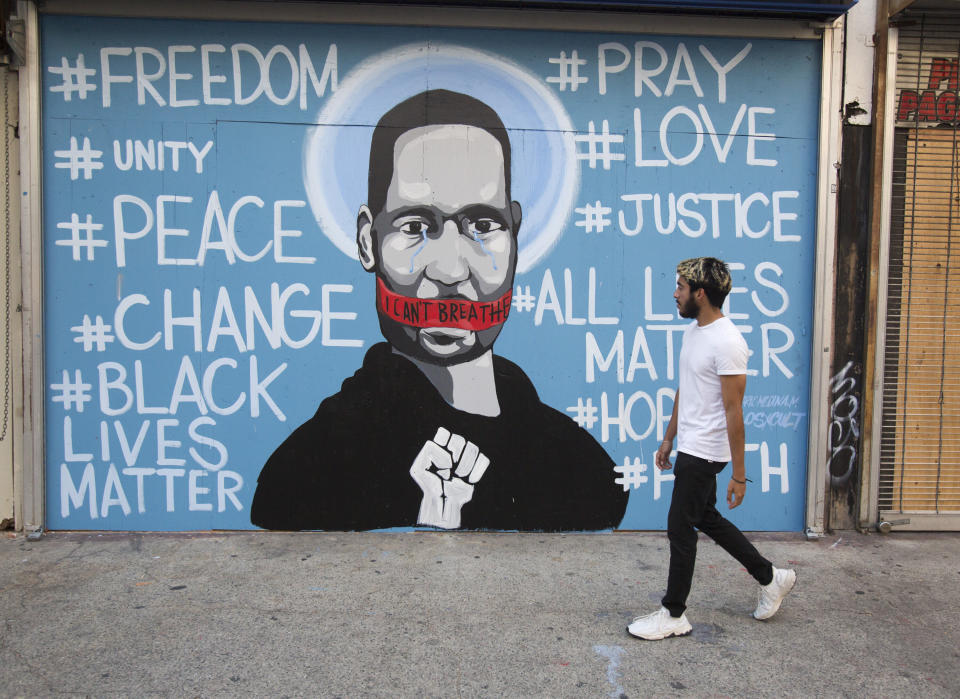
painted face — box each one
[675,276,700,319]
[371,124,519,364]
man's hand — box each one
[409,427,490,529]
[655,440,674,471]
[726,478,745,509]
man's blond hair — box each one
[676,257,732,307]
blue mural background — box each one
[41,15,820,530]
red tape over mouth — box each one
[376,278,512,331]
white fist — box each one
[409,427,490,529]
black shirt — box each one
[250,343,628,531]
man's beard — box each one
[677,296,699,319]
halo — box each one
[302,42,578,274]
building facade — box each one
[11,0,927,534]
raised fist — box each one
[409,427,490,529]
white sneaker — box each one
[627,607,693,640]
[753,567,797,620]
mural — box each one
[41,16,821,531]
[251,90,627,530]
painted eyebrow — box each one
[388,205,511,228]
[389,206,441,223]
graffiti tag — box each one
[827,360,860,485]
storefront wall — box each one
[38,8,826,531]
[878,8,960,530]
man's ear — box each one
[510,201,522,236]
[357,205,377,272]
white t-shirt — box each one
[676,316,748,463]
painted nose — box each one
[424,219,469,286]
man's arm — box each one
[721,373,747,508]
[656,389,679,471]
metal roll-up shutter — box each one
[881,10,960,529]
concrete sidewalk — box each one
[1,529,957,697]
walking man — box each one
[628,257,796,641]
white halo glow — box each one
[302,42,578,274]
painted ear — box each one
[357,205,377,272]
[510,201,522,236]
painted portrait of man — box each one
[250,89,628,530]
